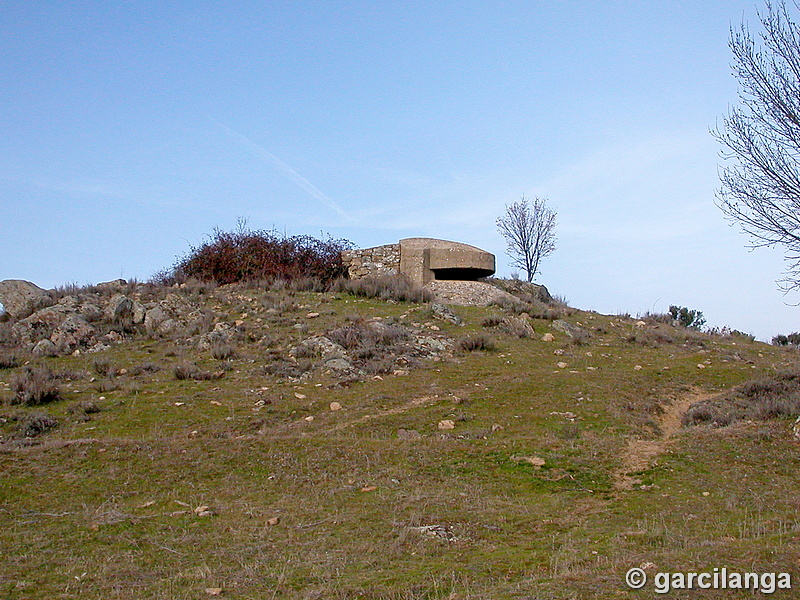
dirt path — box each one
[614,388,715,490]
[321,395,439,434]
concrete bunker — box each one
[342,237,495,286]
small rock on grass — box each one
[205,588,223,596]
[267,516,280,526]
[329,401,342,411]
[438,419,455,430]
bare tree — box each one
[715,0,800,290]
[496,196,556,282]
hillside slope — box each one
[1,281,798,599]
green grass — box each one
[0,286,798,598]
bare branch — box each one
[496,196,557,282]
[715,0,800,290]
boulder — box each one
[11,305,74,345]
[50,315,96,353]
[0,280,51,319]
[32,338,58,356]
[104,294,133,322]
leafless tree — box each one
[496,196,556,282]
[715,0,800,291]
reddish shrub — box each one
[167,224,353,285]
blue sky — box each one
[1,1,796,340]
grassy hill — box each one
[1,279,798,599]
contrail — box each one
[217,123,349,220]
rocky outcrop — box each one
[0,280,52,319]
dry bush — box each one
[457,334,496,352]
[625,330,676,347]
[14,411,59,437]
[0,352,19,369]
[333,275,433,303]
[67,400,101,421]
[211,344,236,360]
[92,357,113,376]
[263,358,316,379]
[8,367,63,406]
[173,363,219,381]
[167,222,352,285]
[129,362,161,376]
[683,371,800,426]
[328,321,409,352]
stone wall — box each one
[341,244,401,279]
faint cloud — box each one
[216,123,351,221]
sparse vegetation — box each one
[457,333,496,352]
[0,275,798,599]
[8,366,63,406]
[333,274,433,303]
[668,304,707,329]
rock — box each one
[205,588,223,596]
[551,319,588,341]
[634,365,643,371]
[196,322,240,350]
[131,301,146,324]
[430,303,463,325]
[491,423,504,432]
[11,305,72,345]
[96,278,127,289]
[143,306,168,335]
[556,362,568,369]
[78,302,103,322]
[306,312,320,318]
[512,455,545,468]
[438,419,455,430]
[104,294,133,322]
[541,333,555,342]
[324,358,354,371]
[32,338,58,356]
[267,516,280,526]
[0,280,52,319]
[50,315,96,353]
[291,336,347,360]
[329,401,342,411]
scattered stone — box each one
[267,516,280,526]
[697,364,706,369]
[541,333,555,342]
[634,365,643,371]
[304,416,314,422]
[360,486,377,492]
[306,312,320,318]
[553,349,564,355]
[438,419,455,430]
[635,320,647,327]
[329,401,342,411]
[491,423,504,432]
[205,587,223,596]
[194,505,214,517]
[408,524,461,542]
[556,362,568,369]
[430,303,463,325]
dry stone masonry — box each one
[342,238,495,286]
